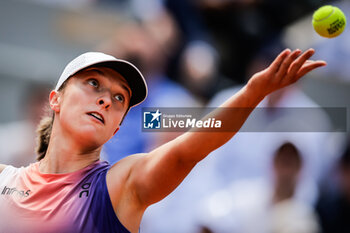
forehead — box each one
[78,67,132,95]
[82,67,127,83]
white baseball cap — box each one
[55,52,148,107]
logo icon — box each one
[79,182,91,198]
[143,109,162,129]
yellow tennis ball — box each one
[312,5,346,38]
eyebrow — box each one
[89,68,105,76]
[84,68,132,100]
[120,83,132,101]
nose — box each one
[97,95,111,110]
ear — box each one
[113,126,120,136]
[49,90,61,113]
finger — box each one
[276,49,302,78]
[287,49,316,77]
[305,60,315,63]
[269,49,291,73]
[293,60,327,82]
[298,60,315,67]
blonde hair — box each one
[35,80,68,161]
[35,115,54,161]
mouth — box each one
[87,112,105,124]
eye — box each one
[114,94,125,103]
[88,79,99,88]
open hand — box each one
[247,48,327,98]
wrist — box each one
[243,83,266,106]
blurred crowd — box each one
[1,0,350,232]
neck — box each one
[39,123,101,174]
[39,151,100,174]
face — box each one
[50,67,131,151]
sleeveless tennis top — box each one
[0,161,131,233]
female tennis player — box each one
[0,48,326,233]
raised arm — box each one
[130,48,326,203]
[109,49,326,225]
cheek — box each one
[61,99,80,118]
[109,113,124,133]
[59,90,90,125]
[104,108,126,136]
[61,85,92,108]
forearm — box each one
[175,48,326,162]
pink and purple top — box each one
[0,161,130,233]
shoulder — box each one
[106,153,147,204]
[0,164,8,174]
[105,154,148,232]
[107,153,146,179]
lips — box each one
[87,112,105,124]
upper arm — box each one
[0,164,7,174]
[106,154,150,232]
[127,134,205,207]
[107,134,201,208]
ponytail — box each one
[35,114,54,161]
[35,78,69,161]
